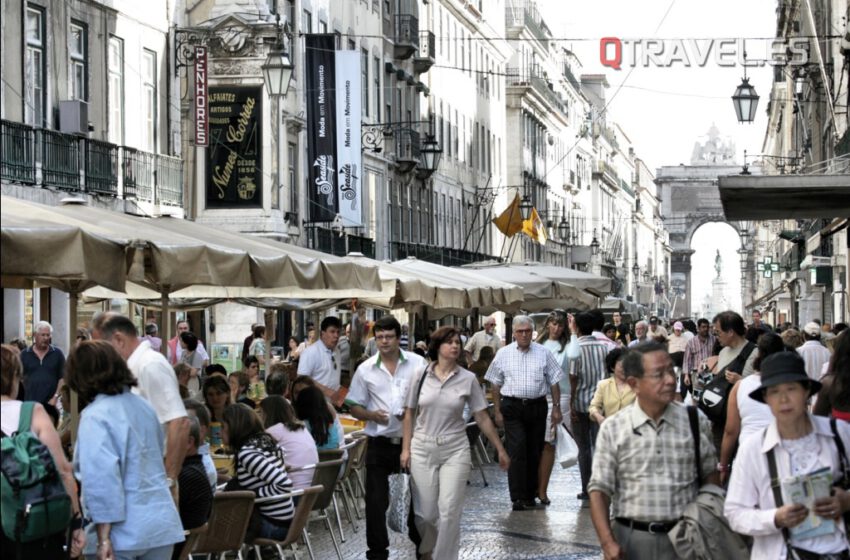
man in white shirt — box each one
[297,316,343,399]
[797,321,832,381]
[628,321,649,347]
[167,320,209,366]
[102,314,189,495]
[346,316,426,560]
[464,315,502,363]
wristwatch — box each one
[552,403,561,409]
[166,477,176,488]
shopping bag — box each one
[386,472,411,533]
[555,424,579,469]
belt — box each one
[502,395,547,405]
[615,517,677,535]
[370,435,402,445]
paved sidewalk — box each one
[303,461,601,559]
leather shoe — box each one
[511,500,528,511]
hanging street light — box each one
[632,263,640,281]
[519,194,533,220]
[262,21,294,98]
[417,134,442,179]
[732,77,759,123]
[557,214,570,245]
[590,229,600,256]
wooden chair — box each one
[191,490,255,560]
[176,522,208,560]
[251,485,323,559]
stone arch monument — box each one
[655,126,752,318]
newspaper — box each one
[782,466,835,540]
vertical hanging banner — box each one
[305,34,339,222]
[206,86,262,208]
[334,50,363,227]
[194,46,208,146]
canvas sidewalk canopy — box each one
[0,196,385,300]
[460,261,609,311]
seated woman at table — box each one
[293,382,343,450]
[203,374,232,423]
[223,403,295,539]
[229,370,256,409]
[260,395,318,489]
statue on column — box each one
[714,249,722,279]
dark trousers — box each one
[365,436,420,560]
[501,396,547,503]
[573,411,599,495]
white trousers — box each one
[409,431,471,560]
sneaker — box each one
[576,492,589,501]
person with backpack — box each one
[724,352,850,559]
[66,341,184,560]
[1,344,84,558]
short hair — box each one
[186,415,201,447]
[101,314,138,339]
[634,320,648,330]
[183,398,211,428]
[252,325,266,338]
[34,320,53,334]
[753,332,786,371]
[179,331,199,352]
[511,315,533,330]
[144,324,158,336]
[575,312,596,336]
[781,328,804,349]
[477,346,496,362]
[373,315,401,338]
[177,319,191,329]
[1,344,23,396]
[621,342,668,379]
[173,362,192,381]
[712,311,746,336]
[428,326,462,361]
[697,318,710,327]
[243,355,259,369]
[229,370,249,391]
[65,340,138,404]
[602,323,616,334]
[589,309,606,331]
[265,369,288,397]
[605,347,627,374]
[205,363,227,377]
[259,395,304,431]
[320,316,342,332]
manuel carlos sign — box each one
[206,86,262,208]
[305,34,362,226]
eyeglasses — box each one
[643,369,677,382]
[514,328,533,335]
[374,334,396,341]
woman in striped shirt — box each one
[222,403,295,539]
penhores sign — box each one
[194,46,208,146]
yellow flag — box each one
[522,207,547,245]
[492,193,524,237]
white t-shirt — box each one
[1,400,23,435]
[735,374,773,441]
[297,341,341,390]
[128,339,187,426]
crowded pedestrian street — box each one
[2,0,850,559]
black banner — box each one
[305,34,338,222]
[206,86,262,208]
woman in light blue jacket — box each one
[67,341,184,560]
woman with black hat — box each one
[724,351,850,559]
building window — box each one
[361,49,369,117]
[107,36,124,144]
[302,10,312,33]
[288,142,298,214]
[69,21,87,101]
[373,56,381,119]
[318,21,327,33]
[142,49,157,152]
[348,39,356,51]
[286,0,295,28]
[24,4,45,127]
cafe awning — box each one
[718,174,850,220]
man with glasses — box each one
[297,316,343,401]
[589,343,718,560]
[346,316,425,560]
[465,314,502,364]
[485,315,563,511]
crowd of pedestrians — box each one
[2,306,847,560]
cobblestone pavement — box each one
[303,462,601,559]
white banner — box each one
[334,50,362,227]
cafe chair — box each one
[191,490,255,560]
[288,458,345,560]
[176,522,208,560]
[251,485,323,559]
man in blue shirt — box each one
[20,320,65,405]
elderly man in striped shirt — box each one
[486,315,564,511]
[589,343,718,560]
[569,311,611,506]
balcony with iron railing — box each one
[390,241,497,266]
[505,1,550,46]
[1,119,183,206]
[505,66,568,117]
[414,30,435,73]
[393,128,421,173]
[308,226,375,259]
[592,160,620,188]
[394,14,419,60]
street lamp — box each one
[557,214,570,245]
[261,21,294,98]
[732,77,759,123]
[632,263,640,282]
[590,229,600,256]
[519,194,533,220]
[417,134,442,179]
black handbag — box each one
[698,342,755,425]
